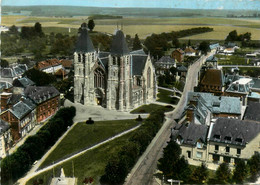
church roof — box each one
[110,30,129,56]
[132,55,148,76]
[75,24,95,53]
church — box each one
[74,23,156,111]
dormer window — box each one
[224,136,232,142]
[176,135,183,145]
[214,134,220,140]
[235,138,242,143]
[197,139,203,149]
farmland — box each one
[2,15,260,40]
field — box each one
[2,15,260,40]
[39,120,139,169]
[26,131,137,185]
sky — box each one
[1,0,260,10]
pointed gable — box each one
[110,30,129,56]
[75,23,95,53]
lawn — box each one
[130,103,174,114]
[39,119,139,169]
[157,89,181,104]
[26,131,137,185]
[216,54,247,65]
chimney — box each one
[1,92,12,111]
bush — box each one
[0,106,76,185]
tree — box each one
[247,153,260,182]
[23,68,56,86]
[132,34,142,50]
[88,19,95,31]
[9,25,19,34]
[226,30,238,41]
[1,59,9,68]
[190,163,209,184]
[215,162,232,184]
[199,41,210,54]
[232,159,248,184]
[34,22,44,37]
[172,37,180,48]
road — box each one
[124,52,214,185]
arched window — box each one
[94,68,105,89]
[147,67,151,88]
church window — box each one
[113,57,116,65]
[78,54,81,62]
[147,67,151,88]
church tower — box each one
[74,23,96,105]
[107,30,132,111]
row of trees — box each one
[100,108,166,184]
[1,107,76,185]
[225,30,251,42]
[144,27,213,58]
[158,140,260,184]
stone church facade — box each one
[74,23,156,111]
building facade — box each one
[74,24,156,111]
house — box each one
[209,43,220,50]
[171,117,260,170]
[171,122,208,167]
[12,77,35,94]
[184,47,196,56]
[0,64,28,83]
[54,68,68,81]
[36,59,63,74]
[207,118,260,170]
[0,119,11,158]
[199,69,224,95]
[24,86,60,122]
[60,59,73,72]
[0,92,22,112]
[74,24,156,111]
[171,49,184,63]
[180,92,242,125]
[223,48,235,55]
[155,56,176,75]
[225,78,260,105]
[205,55,218,69]
[0,98,37,142]
[0,81,13,93]
[177,65,188,78]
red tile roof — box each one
[36,59,61,70]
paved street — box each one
[124,52,213,185]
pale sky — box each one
[2,0,260,10]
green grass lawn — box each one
[26,131,137,185]
[39,120,139,169]
[130,103,174,114]
[157,89,181,104]
[216,54,247,65]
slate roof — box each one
[99,58,109,69]
[18,64,28,71]
[0,119,10,134]
[0,81,13,91]
[13,77,35,88]
[206,55,218,62]
[209,117,260,146]
[225,75,242,84]
[156,56,175,64]
[209,43,220,50]
[23,98,37,110]
[7,94,22,106]
[177,65,187,72]
[171,123,208,146]
[244,101,260,122]
[130,49,146,55]
[1,68,16,78]
[75,25,95,53]
[226,78,253,94]
[110,30,129,56]
[24,86,60,104]
[98,52,110,58]
[13,66,25,75]
[10,101,32,120]
[188,92,241,115]
[251,78,260,90]
[132,55,148,76]
[201,69,224,86]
